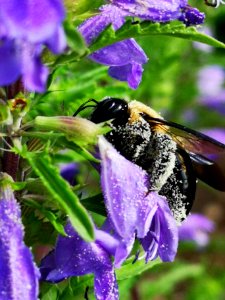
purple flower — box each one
[198,65,225,97]
[179,213,214,247]
[99,136,178,264]
[197,65,225,114]
[110,0,204,25]
[79,5,148,89]
[0,0,66,92]
[40,222,120,300]
[179,6,205,27]
[0,174,40,300]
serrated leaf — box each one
[89,20,225,53]
[116,256,161,280]
[25,153,94,242]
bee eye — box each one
[91,97,128,123]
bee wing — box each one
[146,117,225,155]
[145,116,225,191]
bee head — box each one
[90,97,129,124]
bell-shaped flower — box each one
[179,213,215,247]
[79,4,148,89]
[110,0,204,25]
[40,222,120,300]
[98,136,178,265]
[0,173,40,300]
[0,0,66,92]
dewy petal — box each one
[140,196,178,262]
[0,176,40,300]
[110,0,188,22]
[99,136,160,240]
[0,0,65,43]
[0,39,21,86]
[89,39,147,66]
[179,6,205,27]
[79,4,148,89]
[40,222,119,300]
[99,136,179,262]
[108,62,144,89]
[79,5,127,45]
[179,213,214,247]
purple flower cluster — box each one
[79,1,204,89]
[0,0,66,92]
[40,137,179,299]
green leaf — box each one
[89,20,225,53]
[64,21,89,58]
[116,256,161,280]
[25,152,94,242]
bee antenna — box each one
[73,99,98,117]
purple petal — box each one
[0,0,65,43]
[0,40,21,86]
[22,46,49,93]
[141,197,178,262]
[108,62,144,89]
[99,136,162,240]
[0,180,40,300]
[110,0,188,22]
[179,6,205,26]
[79,5,127,45]
[79,4,147,89]
[40,222,119,299]
[94,269,119,300]
[179,213,214,247]
[90,39,147,66]
[60,163,79,186]
[45,25,67,54]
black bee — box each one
[75,97,225,222]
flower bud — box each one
[34,116,110,145]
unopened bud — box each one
[34,116,110,145]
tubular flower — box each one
[40,222,120,300]
[0,174,40,300]
[99,136,178,264]
[79,4,148,89]
[110,0,204,25]
[179,213,215,247]
[0,0,66,92]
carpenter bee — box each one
[75,97,225,222]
